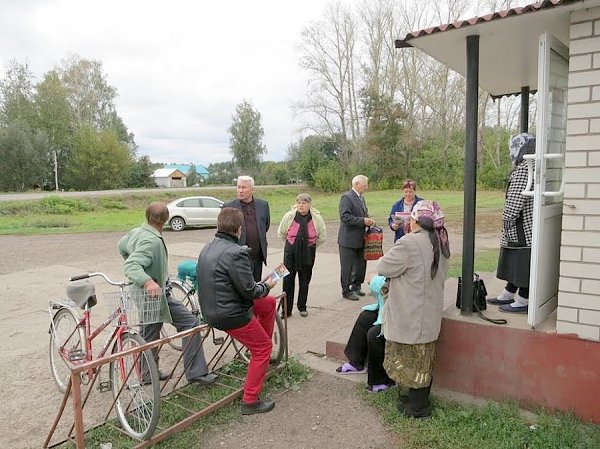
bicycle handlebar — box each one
[69,272,132,287]
[70,274,90,281]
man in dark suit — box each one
[338,175,375,300]
[224,176,270,281]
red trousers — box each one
[226,295,276,403]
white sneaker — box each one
[512,293,528,307]
[498,289,515,302]
[486,289,515,305]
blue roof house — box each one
[164,164,210,180]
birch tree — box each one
[297,2,361,165]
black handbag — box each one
[456,274,507,325]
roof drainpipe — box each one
[461,34,479,315]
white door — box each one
[528,32,569,328]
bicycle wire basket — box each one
[104,289,162,326]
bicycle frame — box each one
[50,288,133,382]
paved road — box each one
[0,184,296,202]
[0,186,229,201]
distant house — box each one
[163,164,210,181]
[152,168,186,188]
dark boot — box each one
[240,397,275,415]
[396,389,409,412]
[404,383,432,419]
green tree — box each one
[127,155,156,188]
[228,99,266,173]
[206,161,235,185]
[186,163,198,186]
[0,60,36,126]
[58,55,118,131]
[256,161,289,185]
[66,126,131,190]
[363,98,413,186]
[0,120,48,191]
[287,135,342,186]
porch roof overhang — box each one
[395,0,600,98]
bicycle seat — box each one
[67,280,98,309]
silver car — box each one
[166,196,224,231]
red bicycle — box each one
[48,272,161,440]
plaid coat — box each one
[500,162,534,248]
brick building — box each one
[386,0,600,422]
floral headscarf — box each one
[411,200,451,279]
[509,133,536,165]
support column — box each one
[461,35,479,315]
[520,86,530,133]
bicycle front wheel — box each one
[160,280,199,351]
[49,307,85,393]
[109,332,160,440]
[232,313,286,365]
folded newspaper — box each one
[391,211,411,224]
[267,263,290,283]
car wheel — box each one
[170,217,186,231]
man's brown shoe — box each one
[240,397,275,415]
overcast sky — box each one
[0,0,359,167]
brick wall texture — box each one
[559,7,600,341]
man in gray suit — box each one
[338,175,375,300]
[224,176,270,281]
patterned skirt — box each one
[383,340,437,389]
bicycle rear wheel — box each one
[109,332,160,440]
[49,307,85,393]
[160,280,199,351]
[232,313,286,365]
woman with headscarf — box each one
[388,179,424,242]
[487,133,536,314]
[376,200,450,419]
[278,193,326,317]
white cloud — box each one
[1,0,346,166]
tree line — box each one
[0,55,157,192]
[284,0,533,191]
[2,0,531,193]
[211,0,533,191]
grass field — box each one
[0,186,505,235]
[0,186,505,275]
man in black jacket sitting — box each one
[197,207,277,415]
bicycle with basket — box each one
[48,272,162,440]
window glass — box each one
[203,198,221,208]
[179,199,201,207]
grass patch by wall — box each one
[361,386,600,449]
